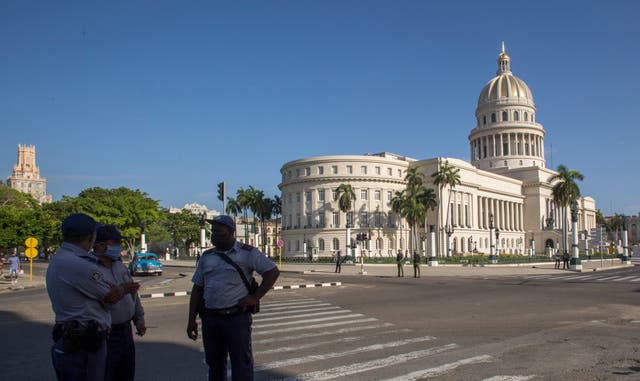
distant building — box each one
[169,203,219,220]
[6,144,52,203]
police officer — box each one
[93,225,145,381]
[413,251,421,278]
[187,215,280,381]
[335,250,342,273]
[396,250,404,277]
[47,213,139,381]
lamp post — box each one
[140,220,148,254]
[489,213,497,264]
[199,213,206,257]
[495,228,500,256]
[428,225,438,266]
[444,224,454,258]
[569,199,582,270]
[622,215,630,264]
[356,233,368,275]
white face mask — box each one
[104,245,122,260]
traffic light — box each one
[217,182,225,201]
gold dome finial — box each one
[497,41,511,75]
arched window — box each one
[332,238,339,251]
[461,238,466,253]
[524,112,528,121]
[483,115,487,125]
[318,239,325,251]
[502,111,508,121]
[514,111,519,121]
[453,238,458,253]
[491,113,496,123]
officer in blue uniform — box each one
[47,213,139,381]
[187,215,280,381]
[93,225,145,381]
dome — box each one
[477,47,535,108]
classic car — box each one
[128,252,163,276]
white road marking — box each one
[379,355,495,381]
[272,343,459,381]
[253,322,397,344]
[259,303,333,313]
[481,376,537,381]
[255,308,347,321]
[261,299,320,307]
[596,276,622,281]
[255,336,436,371]
[254,318,378,336]
[630,277,640,282]
[255,328,412,355]
[253,313,364,329]
[612,276,637,282]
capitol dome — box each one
[477,47,535,108]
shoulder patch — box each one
[240,243,254,251]
[91,271,102,281]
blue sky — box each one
[1,1,639,215]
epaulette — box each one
[240,243,254,251]
[203,248,216,255]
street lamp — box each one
[444,224,454,257]
[495,228,500,256]
[489,213,497,263]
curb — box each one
[139,282,342,299]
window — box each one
[524,112,528,121]
[375,166,381,175]
[346,165,353,174]
[318,239,325,251]
[296,169,300,177]
[295,240,300,251]
[305,191,311,202]
[318,166,324,175]
[332,212,340,226]
[387,168,392,176]
[332,238,340,251]
[305,167,311,176]
[398,169,402,177]
[287,170,292,179]
[296,214,300,228]
[360,212,368,227]
[332,165,338,174]
[503,143,509,155]
[318,213,325,227]
[374,190,381,201]
[361,190,368,200]
[375,211,382,227]
[491,113,496,123]
[332,189,337,200]
[306,213,312,227]
[318,189,325,201]
[361,165,367,174]
[514,111,519,121]
[347,212,353,227]
[502,111,508,121]
[296,193,301,202]
[483,115,486,125]
[387,191,392,201]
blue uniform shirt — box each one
[192,241,276,309]
[101,259,145,325]
[46,242,118,330]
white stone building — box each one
[6,144,52,204]
[278,47,597,258]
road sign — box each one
[277,239,284,248]
[25,247,38,259]
[25,237,38,248]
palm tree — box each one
[235,187,254,243]
[416,187,438,255]
[225,197,242,232]
[335,184,355,258]
[255,196,273,255]
[391,190,424,254]
[549,164,584,255]
[431,160,461,256]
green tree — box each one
[549,165,584,254]
[163,209,200,257]
[431,160,461,256]
[335,184,355,257]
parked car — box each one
[128,252,163,276]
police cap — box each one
[62,213,99,238]
[96,224,125,243]
[210,215,236,231]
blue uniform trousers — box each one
[105,321,136,381]
[201,309,254,381]
[51,337,107,381]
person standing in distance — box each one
[334,250,342,273]
[396,250,404,277]
[47,213,138,381]
[412,251,421,278]
[7,252,19,284]
[93,225,146,381]
[187,215,280,381]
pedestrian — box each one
[396,250,404,277]
[47,213,139,381]
[563,251,570,270]
[187,215,280,381]
[8,252,19,284]
[335,250,342,273]
[554,249,561,269]
[93,225,145,381]
[413,251,421,278]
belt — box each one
[111,320,131,329]
[204,306,244,316]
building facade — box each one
[278,47,597,258]
[6,144,52,204]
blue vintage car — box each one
[128,252,163,276]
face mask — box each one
[104,245,122,260]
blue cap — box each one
[62,213,99,238]
[96,225,125,242]
[210,215,236,230]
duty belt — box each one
[204,306,244,316]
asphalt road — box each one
[2,264,640,380]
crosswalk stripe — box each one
[254,314,364,329]
[612,276,637,282]
[255,317,378,336]
[570,275,597,280]
[261,299,320,307]
[631,277,640,282]
[253,322,396,344]
[259,303,333,313]
[379,355,494,381]
[481,376,537,381]
[596,276,622,281]
[255,328,413,355]
[255,309,352,322]
[256,335,436,371]
[272,343,459,381]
